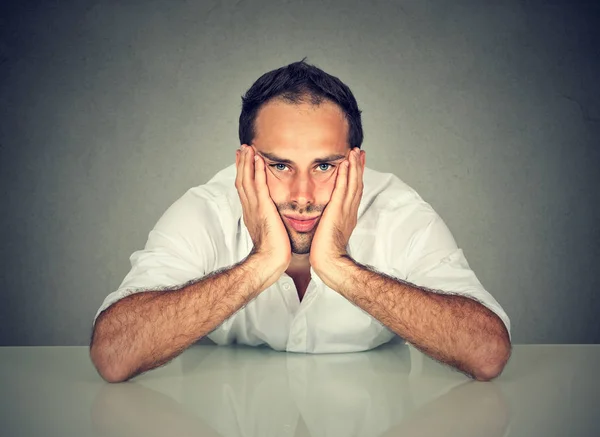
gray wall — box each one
[1,0,598,346]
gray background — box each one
[1,0,598,346]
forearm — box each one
[90,254,278,383]
[324,258,510,380]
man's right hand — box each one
[235,144,291,274]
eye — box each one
[270,163,289,172]
[268,163,335,173]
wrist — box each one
[243,252,288,290]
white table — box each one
[1,341,598,436]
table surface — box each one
[1,341,598,437]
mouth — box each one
[284,215,320,232]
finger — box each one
[331,158,349,208]
[354,150,365,210]
[235,148,242,186]
[345,148,359,212]
[235,147,249,206]
[254,153,270,201]
[242,146,258,208]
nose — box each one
[289,173,315,206]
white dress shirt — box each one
[94,163,511,353]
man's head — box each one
[238,59,365,255]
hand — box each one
[235,144,291,272]
[309,147,365,271]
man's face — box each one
[250,99,357,255]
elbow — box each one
[90,345,131,383]
[100,366,131,384]
[99,368,129,384]
[473,337,512,382]
[474,363,505,382]
[89,333,131,383]
[89,310,134,383]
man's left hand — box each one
[309,147,365,272]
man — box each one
[90,60,511,383]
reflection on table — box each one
[91,340,510,437]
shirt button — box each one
[283,283,291,290]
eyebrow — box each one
[257,151,346,165]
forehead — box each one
[253,100,350,157]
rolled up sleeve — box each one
[93,189,225,325]
[395,211,511,341]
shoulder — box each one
[360,166,439,231]
[153,164,239,235]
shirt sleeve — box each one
[93,189,226,325]
[392,210,512,341]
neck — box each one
[287,253,311,273]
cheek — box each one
[265,173,285,198]
[323,171,338,190]
[321,184,336,202]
